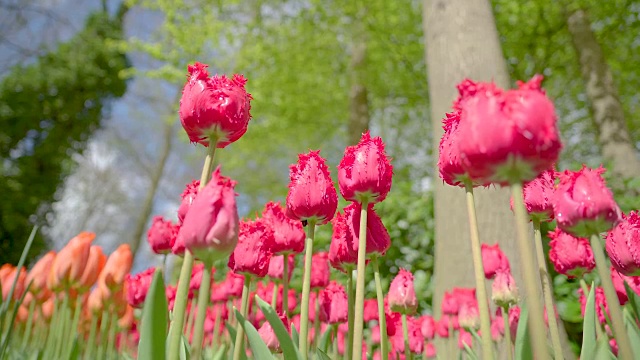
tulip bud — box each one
[329,210,358,273]
[0,265,26,301]
[519,168,556,222]
[425,343,437,359]
[319,281,349,324]
[177,180,200,225]
[258,313,288,353]
[491,312,504,341]
[286,150,338,224]
[77,245,106,293]
[420,315,436,340]
[338,131,393,204]
[262,202,305,255]
[26,251,55,302]
[147,216,179,255]
[553,166,621,237]
[228,219,275,277]
[99,244,133,292]
[389,315,424,355]
[458,329,473,350]
[349,202,391,257]
[388,269,418,315]
[363,299,379,322]
[438,111,475,187]
[179,167,239,266]
[179,62,252,148]
[491,270,518,308]
[481,243,511,279]
[310,252,330,289]
[610,267,640,305]
[606,211,640,276]
[548,228,595,278]
[125,267,156,308]
[267,255,295,281]
[458,302,479,330]
[48,232,94,291]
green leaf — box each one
[291,324,300,347]
[0,280,32,358]
[317,325,334,353]
[514,304,533,360]
[67,338,79,360]
[254,295,302,360]
[179,334,190,360]
[594,337,616,360]
[463,342,478,360]
[0,226,37,317]
[137,268,168,360]
[624,281,640,322]
[212,345,227,360]
[234,310,274,360]
[623,308,640,358]
[225,324,247,360]
[581,284,597,360]
[315,349,331,360]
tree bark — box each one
[566,7,640,180]
[423,1,575,358]
[348,41,370,145]
[129,122,174,258]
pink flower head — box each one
[610,267,640,305]
[491,312,505,341]
[349,202,392,257]
[553,166,621,237]
[441,291,459,315]
[267,255,295,282]
[329,210,358,272]
[219,271,244,300]
[388,269,418,315]
[458,329,473,350]
[435,316,450,338]
[310,252,330,289]
[491,270,518,308]
[508,306,520,339]
[438,111,476,187]
[458,301,480,330]
[228,219,275,277]
[338,131,393,204]
[481,243,511,279]
[420,315,436,340]
[147,216,179,255]
[518,168,557,222]
[364,299,379,322]
[286,150,338,225]
[389,315,424,355]
[166,285,177,311]
[177,180,200,225]
[178,167,239,265]
[454,75,561,185]
[319,281,349,324]
[125,267,155,308]
[579,286,609,325]
[262,201,305,254]
[258,312,288,353]
[179,62,252,148]
[548,228,595,279]
[425,343,437,359]
[606,211,640,276]
[188,263,215,298]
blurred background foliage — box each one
[0,0,639,352]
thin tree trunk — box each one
[348,41,370,144]
[129,123,174,257]
[566,7,640,180]
[422,1,574,358]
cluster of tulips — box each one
[2,60,640,360]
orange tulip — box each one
[41,296,55,322]
[118,304,135,330]
[26,251,55,301]
[99,244,133,291]
[1,264,27,301]
[78,246,106,293]
[48,232,95,291]
[87,286,105,315]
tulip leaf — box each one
[0,226,37,317]
[581,284,597,360]
[514,304,533,360]
[235,309,275,360]
[624,281,640,322]
[317,325,334,353]
[315,349,331,360]
[67,338,79,360]
[212,344,227,360]
[0,280,31,358]
[179,334,190,360]
[623,308,640,358]
[291,324,300,347]
[137,268,168,360]
[595,337,616,360]
[255,295,302,360]
[462,342,478,360]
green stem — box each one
[346,268,355,360]
[43,296,58,355]
[351,199,369,360]
[463,180,496,360]
[532,218,564,360]
[502,306,513,360]
[271,282,278,308]
[579,279,605,340]
[233,275,252,360]
[53,294,69,358]
[313,290,320,349]
[97,310,110,360]
[168,142,217,360]
[299,219,316,358]
[86,314,99,360]
[192,263,213,359]
[186,300,196,340]
[106,312,118,360]
[331,325,338,360]
[511,183,549,359]
[21,299,36,350]
[589,233,634,360]
[448,321,455,359]
[63,295,83,358]
[213,304,222,346]
[373,257,389,360]
[401,313,412,360]
[283,253,289,316]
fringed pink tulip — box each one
[441,291,459,315]
[177,180,200,225]
[179,167,239,265]
[389,315,423,355]
[579,286,609,325]
[262,201,305,254]
[258,313,288,353]
[458,301,480,330]
[491,312,504,341]
[606,211,640,276]
[179,62,252,148]
[548,228,595,278]
[267,255,295,281]
[519,168,556,222]
[228,219,275,277]
[329,210,358,272]
[610,267,640,305]
[458,329,473,350]
[388,269,417,315]
[425,343,437,359]
[438,111,474,187]
[364,299,379,322]
[553,166,621,237]
[319,281,349,324]
[147,216,179,255]
[420,315,436,340]
[125,267,155,308]
[310,252,330,289]
[286,150,338,224]
[349,202,392,257]
[481,243,511,279]
[338,131,393,203]
[491,270,518,308]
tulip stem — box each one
[579,279,605,340]
[532,218,564,360]
[463,180,496,360]
[299,219,316,359]
[401,313,412,360]
[502,306,513,360]
[63,295,83,358]
[192,262,213,360]
[351,199,369,360]
[589,233,634,360]
[283,253,289,316]
[373,257,389,360]
[347,268,355,360]
[53,294,69,358]
[271,283,278,308]
[106,312,118,360]
[85,314,99,359]
[97,310,110,360]
[233,275,252,360]
[168,142,217,360]
[21,299,35,350]
[313,290,320,348]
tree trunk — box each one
[348,41,370,144]
[129,123,174,258]
[566,7,640,181]
[423,1,574,358]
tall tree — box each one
[0,5,129,263]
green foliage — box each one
[580,284,597,360]
[0,7,129,264]
[137,268,168,360]
[514,304,533,360]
